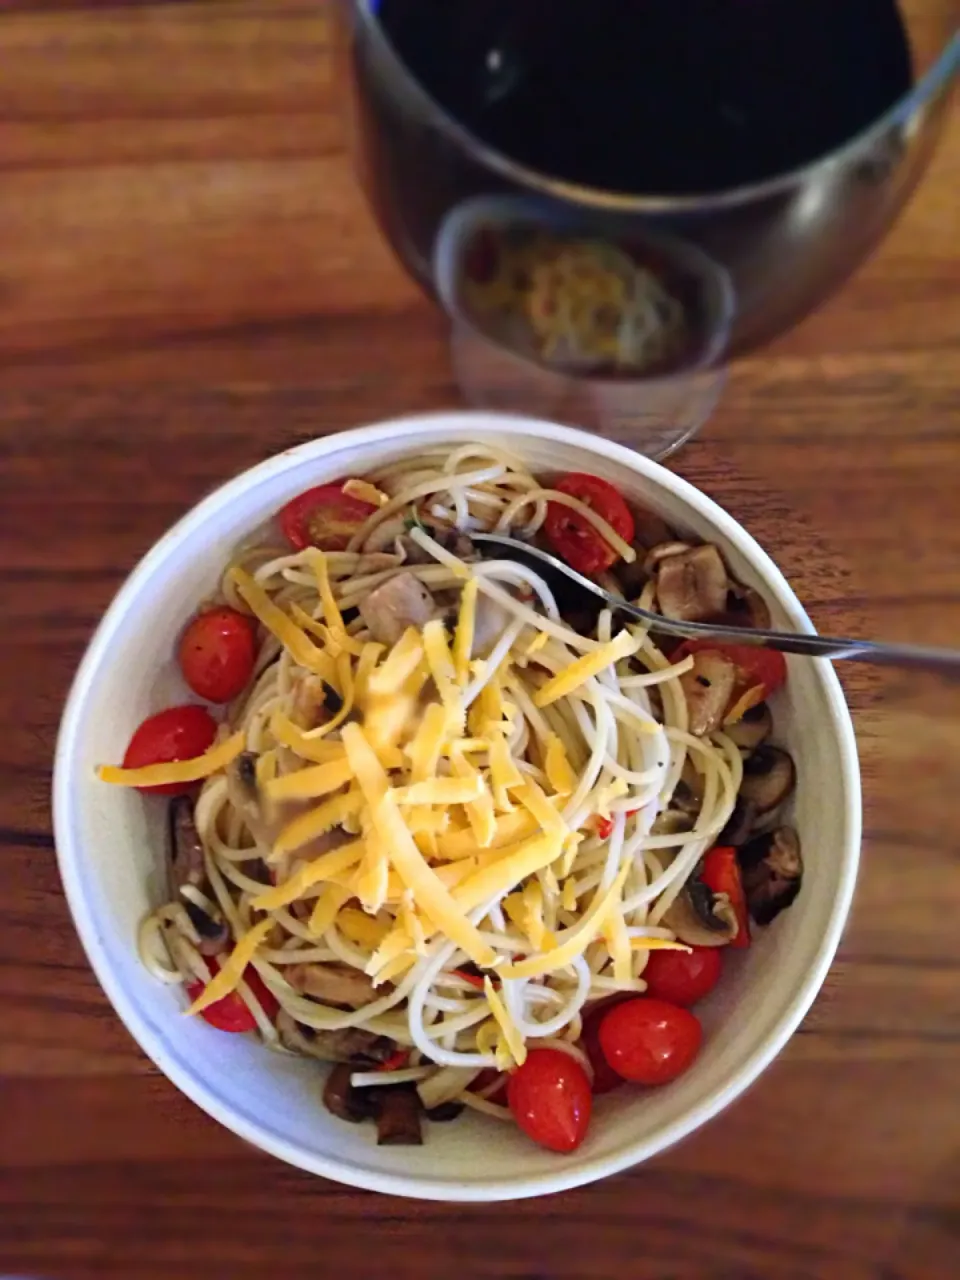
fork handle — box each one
[617,603,960,678]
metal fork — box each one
[472,533,960,677]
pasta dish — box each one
[98,446,802,1153]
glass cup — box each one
[335,1,959,456]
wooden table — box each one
[1,4,958,1277]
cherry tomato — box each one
[599,998,702,1086]
[185,958,279,1033]
[178,606,257,704]
[700,846,751,949]
[507,1048,593,1153]
[642,945,723,1007]
[580,999,631,1095]
[122,705,218,796]
[278,483,378,552]
[544,473,635,577]
[674,640,787,705]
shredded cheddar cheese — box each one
[263,757,354,803]
[484,976,527,1067]
[368,627,425,699]
[533,630,640,707]
[450,749,497,848]
[250,841,364,911]
[422,619,464,731]
[630,937,693,953]
[229,567,331,674]
[337,907,391,948]
[544,733,576,796]
[342,724,496,968]
[453,576,478,686]
[394,776,484,807]
[271,789,364,859]
[496,861,631,980]
[184,917,274,1017]
[98,730,246,789]
[308,884,351,936]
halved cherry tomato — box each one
[642,945,723,1007]
[544,473,635,577]
[598,998,702,1086]
[700,846,750,949]
[185,958,279,1033]
[674,640,787,705]
[178,606,257,704]
[122,705,218,796]
[507,1048,593,1153]
[278,482,378,551]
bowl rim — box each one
[53,411,862,1201]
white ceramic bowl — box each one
[54,412,861,1201]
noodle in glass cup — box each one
[54,413,860,1200]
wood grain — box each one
[0,3,958,1278]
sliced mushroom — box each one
[656,544,729,623]
[291,674,337,731]
[236,751,259,796]
[322,1063,375,1124]
[679,649,738,735]
[168,800,230,955]
[718,797,760,847]
[178,893,230,956]
[724,581,773,630]
[724,702,773,753]
[359,571,435,645]
[739,746,796,814]
[169,796,206,891]
[285,963,379,1009]
[661,878,740,947]
[276,1010,395,1065]
[426,1101,465,1123]
[375,1085,424,1146]
[739,827,803,925]
[225,755,269,843]
[643,541,694,574]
